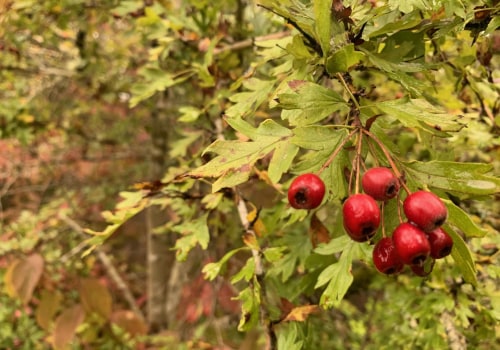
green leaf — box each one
[314,235,351,256]
[291,125,347,151]
[445,224,477,286]
[234,283,261,331]
[376,98,466,135]
[313,0,331,56]
[444,200,487,238]
[225,78,275,118]
[278,80,348,125]
[268,141,299,183]
[263,246,287,263]
[231,257,255,284]
[189,119,293,191]
[404,161,500,198]
[317,243,355,308]
[277,323,304,350]
[172,213,210,261]
[202,247,248,281]
[326,44,365,74]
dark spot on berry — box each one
[411,255,427,266]
[434,215,446,227]
[386,183,397,196]
[438,247,452,258]
[361,225,376,237]
[294,190,307,204]
[384,267,396,275]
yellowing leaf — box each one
[4,254,44,304]
[283,305,319,322]
[79,278,112,319]
[36,290,63,331]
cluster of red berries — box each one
[288,168,453,277]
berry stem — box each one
[317,128,358,175]
[381,202,386,238]
[362,129,411,195]
[355,131,363,194]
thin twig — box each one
[336,73,360,110]
[60,215,146,323]
[362,129,411,194]
[317,128,358,175]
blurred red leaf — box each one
[53,304,85,350]
[111,310,148,337]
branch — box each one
[59,215,146,323]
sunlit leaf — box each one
[445,224,477,286]
[173,213,210,261]
[283,304,319,322]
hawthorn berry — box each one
[410,258,435,277]
[403,190,448,232]
[372,237,404,275]
[362,167,400,201]
[343,193,380,242]
[427,227,453,259]
[288,173,325,210]
[392,222,431,265]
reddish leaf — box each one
[36,290,62,331]
[4,254,44,304]
[111,310,148,337]
[309,214,330,248]
[53,304,85,350]
[283,305,319,322]
[78,278,112,319]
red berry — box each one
[403,191,448,232]
[410,258,435,277]
[288,173,325,209]
[343,194,381,242]
[372,237,404,275]
[426,227,453,259]
[392,222,431,265]
[362,167,400,201]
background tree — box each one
[0,0,499,349]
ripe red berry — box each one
[410,258,435,277]
[426,227,453,259]
[403,190,448,232]
[362,167,400,201]
[288,173,325,209]
[343,193,381,242]
[392,222,431,265]
[372,237,404,275]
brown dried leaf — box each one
[36,289,62,331]
[309,214,330,248]
[79,278,112,319]
[53,304,85,350]
[283,305,319,322]
[4,254,44,304]
[111,310,148,337]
